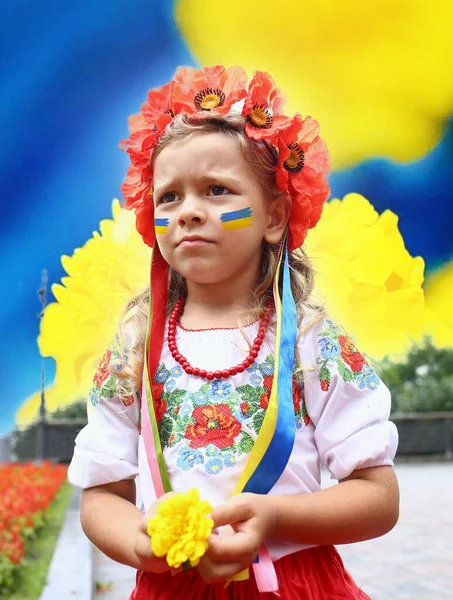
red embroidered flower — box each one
[292,380,301,413]
[240,402,250,415]
[122,395,135,407]
[320,380,330,392]
[173,65,248,116]
[304,414,311,426]
[93,349,111,387]
[242,71,290,140]
[260,392,270,409]
[339,335,367,373]
[263,375,273,392]
[169,433,175,446]
[151,381,166,422]
[154,398,167,423]
[185,404,241,449]
[151,380,164,399]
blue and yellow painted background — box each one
[2,0,453,435]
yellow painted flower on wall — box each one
[424,262,453,348]
[304,193,426,360]
[175,0,453,168]
[16,200,151,427]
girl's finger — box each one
[211,496,253,528]
[207,530,259,563]
[197,558,245,584]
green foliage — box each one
[379,338,453,413]
[48,400,87,421]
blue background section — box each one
[1,1,452,435]
[0,1,194,435]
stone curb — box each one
[40,485,93,600]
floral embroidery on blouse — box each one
[317,319,380,392]
[90,343,135,408]
[152,355,310,475]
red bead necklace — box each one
[167,297,273,380]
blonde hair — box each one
[112,113,326,399]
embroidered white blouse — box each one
[68,314,398,561]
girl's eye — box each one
[160,192,177,204]
[209,185,229,196]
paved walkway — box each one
[93,462,453,600]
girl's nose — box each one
[177,196,206,227]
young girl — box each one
[68,65,399,599]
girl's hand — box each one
[133,493,175,573]
[196,493,276,584]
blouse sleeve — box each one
[299,316,399,481]
[67,341,140,489]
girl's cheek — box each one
[219,207,254,231]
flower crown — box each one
[119,65,331,251]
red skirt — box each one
[128,546,371,600]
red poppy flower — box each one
[274,115,330,250]
[120,164,153,210]
[134,198,157,248]
[173,65,248,116]
[140,82,176,128]
[119,127,159,171]
[242,71,291,140]
[185,404,241,449]
[339,336,367,373]
[93,349,111,387]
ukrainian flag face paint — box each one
[155,218,170,234]
[220,207,253,230]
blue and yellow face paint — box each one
[220,207,253,230]
[154,218,169,234]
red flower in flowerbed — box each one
[186,404,241,449]
[0,461,67,587]
[338,335,367,373]
[93,349,112,388]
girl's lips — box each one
[179,239,212,248]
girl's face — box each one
[153,132,284,288]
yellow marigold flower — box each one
[176,0,453,168]
[305,193,427,360]
[148,489,214,568]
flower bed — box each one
[0,461,67,596]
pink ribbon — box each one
[253,545,279,594]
